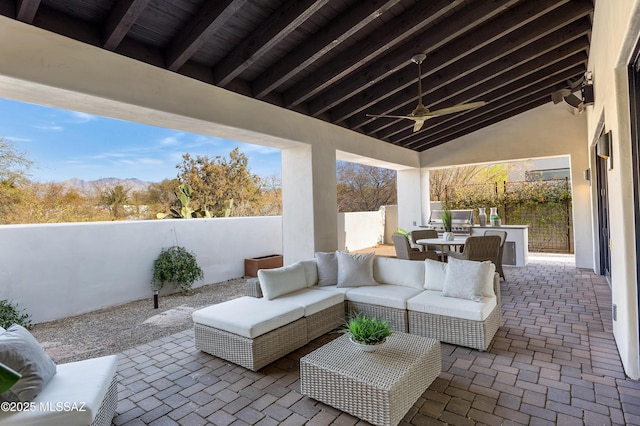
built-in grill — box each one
[425,209,474,234]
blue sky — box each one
[0,98,282,183]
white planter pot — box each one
[349,337,387,352]
[442,232,455,241]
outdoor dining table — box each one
[416,235,468,262]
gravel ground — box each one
[30,278,250,364]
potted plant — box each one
[441,209,454,241]
[0,299,32,329]
[343,313,392,352]
[152,246,204,296]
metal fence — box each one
[446,178,573,253]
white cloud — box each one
[4,136,32,142]
[35,125,63,131]
[69,111,97,123]
[160,133,185,146]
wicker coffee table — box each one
[300,333,441,426]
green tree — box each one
[0,138,32,183]
[0,138,34,223]
[100,185,130,219]
[177,147,262,217]
[336,162,396,212]
[429,164,508,201]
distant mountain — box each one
[61,178,154,195]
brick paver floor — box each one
[113,253,640,425]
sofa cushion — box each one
[336,252,377,287]
[311,285,352,295]
[0,355,118,426]
[258,261,308,300]
[443,257,495,301]
[315,252,338,286]
[272,288,344,316]
[424,259,447,291]
[345,284,422,310]
[407,290,497,321]
[192,296,304,338]
[0,324,57,403]
[374,256,425,289]
[299,259,319,286]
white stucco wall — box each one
[0,217,282,324]
[337,210,385,252]
[585,0,640,379]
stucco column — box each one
[281,144,337,264]
[396,168,424,230]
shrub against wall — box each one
[446,178,573,253]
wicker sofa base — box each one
[92,376,118,426]
[194,318,308,371]
[408,307,501,351]
[306,302,345,341]
[347,301,408,332]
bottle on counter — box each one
[490,207,501,226]
[478,208,487,227]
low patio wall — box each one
[0,217,282,323]
[337,210,385,252]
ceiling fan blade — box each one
[424,101,487,117]
[551,90,568,104]
[367,113,417,120]
[413,120,425,132]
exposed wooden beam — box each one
[307,0,523,117]
[407,74,584,150]
[330,4,592,126]
[376,54,588,143]
[102,0,150,51]
[16,0,40,23]
[281,0,464,107]
[214,0,331,87]
[414,96,555,151]
[252,0,405,99]
[166,0,248,72]
[358,31,591,135]
[397,64,587,147]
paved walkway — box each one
[113,254,640,425]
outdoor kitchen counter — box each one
[471,225,528,267]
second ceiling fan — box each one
[367,54,487,132]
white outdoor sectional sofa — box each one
[192,252,501,371]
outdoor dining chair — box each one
[392,234,438,261]
[410,229,438,252]
[448,235,501,267]
[484,230,507,279]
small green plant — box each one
[394,228,410,237]
[441,209,452,233]
[157,183,233,219]
[0,300,32,330]
[343,313,392,345]
[152,246,204,295]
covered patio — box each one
[98,254,636,425]
[2,3,640,424]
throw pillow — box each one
[258,262,307,300]
[442,256,495,302]
[0,324,57,402]
[423,259,447,291]
[315,252,338,286]
[336,252,377,288]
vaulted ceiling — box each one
[0,0,593,152]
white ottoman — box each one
[193,296,308,371]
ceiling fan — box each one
[551,76,585,115]
[367,54,487,132]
